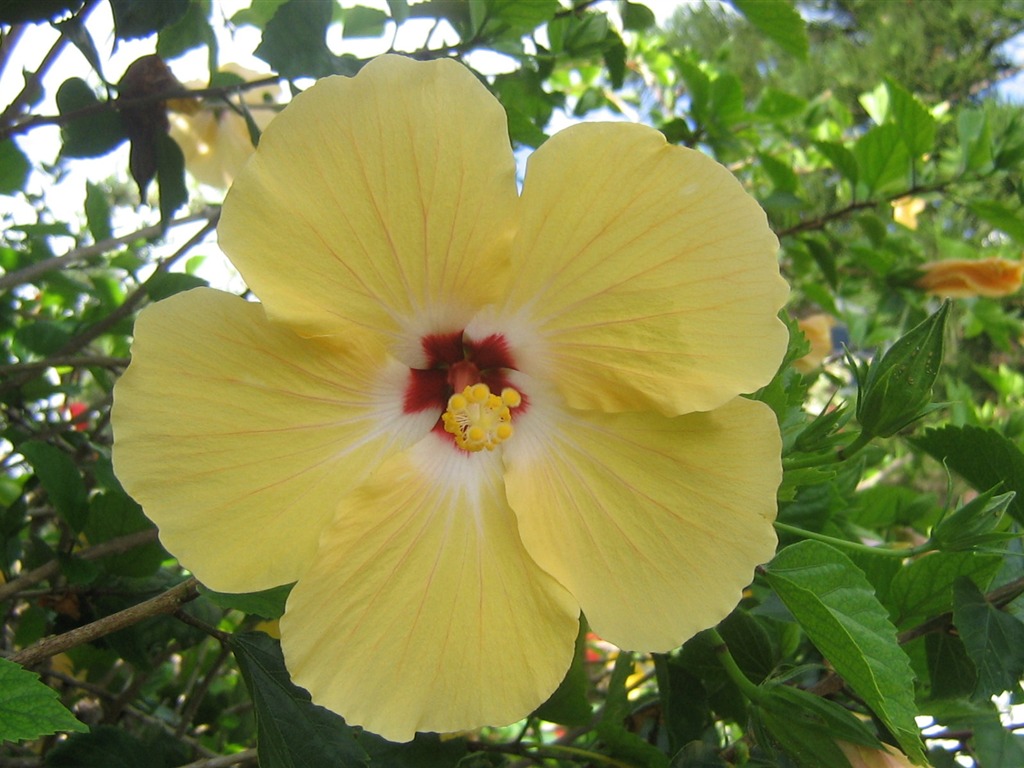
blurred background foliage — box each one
[2,1,1024,766]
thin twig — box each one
[0,355,129,376]
[0,528,159,602]
[174,748,259,768]
[10,577,199,667]
[0,206,219,292]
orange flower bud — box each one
[915,257,1023,298]
[794,313,836,373]
[892,196,926,230]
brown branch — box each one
[0,528,159,602]
[1,77,282,141]
[9,577,199,667]
[0,213,219,397]
[175,749,259,768]
[0,206,220,292]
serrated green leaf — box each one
[854,123,910,193]
[202,583,293,619]
[952,577,1024,699]
[0,657,87,742]
[887,551,1002,628]
[0,138,30,194]
[910,425,1024,525]
[765,541,926,764]
[19,441,89,531]
[729,0,808,59]
[0,0,82,24]
[229,632,369,768]
[885,78,936,156]
[341,5,388,37]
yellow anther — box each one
[442,383,522,452]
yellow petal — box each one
[504,122,789,416]
[218,55,518,348]
[280,438,579,742]
[112,288,434,593]
[503,391,780,651]
[915,257,1023,298]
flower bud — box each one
[930,488,1017,552]
[855,301,949,438]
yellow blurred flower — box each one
[915,257,1023,298]
[839,741,916,768]
[891,196,926,230]
[169,65,280,189]
[112,55,788,741]
[794,313,836,373]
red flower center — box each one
[403,330,527,424]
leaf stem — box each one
[705,628,766,704]
[783,430,873,470]
[774,521,932,558]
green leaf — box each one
[910,425,1024,525]
[84,491,164,577]
[385,0,409,24]
[754,684,879,767]
[0,657,87,742]
[596,652,670,768]
[0,0,82,24]
[84,181,112,242]
[0,139,30,194]
[814,140,858,185]
[13,319,72,356]
[969,199,1024,243]
[155,131,187,229]
[229,632,369,768]
[958,108,993,173]
[952,577,1024,699]
[925,631,976,699]
[157,0,217,63]
[856,300,949,438]
[533,622,591,726]
[764,541,926,764]
[887,551,1002,628]
[357,732,467,768]
[109,0,189,39]
[854,123,910,193]
[255,0,338,79]
[19,441,89,531]
[729,0,808,59]
[885,78,936,156]
[202,583,293,619]
[621,1,655,31]
[341,5,388,37]
[56,78,127,158]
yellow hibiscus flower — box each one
[112,55,789,741]
[914,256,1023,298]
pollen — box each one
[442,384,522,452]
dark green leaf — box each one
[887,551,1002,628]
[157,0,217,63]
[621,1,656,31]
[229,632,369,768]
[910,425,1024,525]
[56,78,127,158]
[533,622,591,726]
[814,140,858,185]
[45,725,184,767]
[109,0,189,39]
[0,139,30,194]
[0,657,87,742]
[255,0,337,79]
[19,441,88,531]
[924,631,976,700]
[13,320,72,356]
[0,0,82,23]
[596,653,670,768]
[85,491,164,577]
[952,577,1024,699]
[765,541,926,763]
[385,0,409,24]
[358,732,467,768]
[729,0,808,59]
[155,131,187,229]
[143,271,208,302]
[202,583,293,619]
